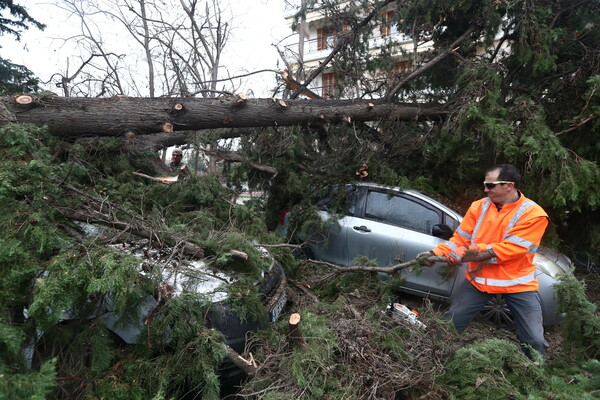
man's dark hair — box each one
[489,164,521,188]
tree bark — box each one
[0,95,446,138]
[223,343,258,376]
[288,313,308,349]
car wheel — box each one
[476,294,515,330]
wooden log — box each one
[125,131,136,141]
[0,95,447,138]
[234,93,248,105]
[15,95,33,104]
[288,313,308,349]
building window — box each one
[380,11,394,38]
[392,60,413,75]
[322,72,336,97]
[317,28,336,50]
[317,28,327,50]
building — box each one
[282,1,434,99]
[281,1,506,100]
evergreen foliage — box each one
[0,1,44,95]
[0,0,45,39]
[441,339,547,399]
[554,273,600,359]
[260,0,600,263]
[2,0,600,397]
[440,337,600,400]
[0,124,286,398]
[0,358,56,400]
[0,57,40,94]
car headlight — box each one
[534,251,572,278]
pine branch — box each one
[290,0,397,100]
[54,181,205,258]
[384,25,476,101]
[305,255,447,275]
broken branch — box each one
[223,343,258,376]
[305,256,447,275]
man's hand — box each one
[447,246,468,265]
[448,245,491,265]
[415,250,435,267]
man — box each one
[167,148,190,177]
[419,164,550,358]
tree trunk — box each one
[1,95,446,138]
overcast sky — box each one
[1,0,293,97]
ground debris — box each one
[237,264,456,400]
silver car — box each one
[278,182,572,327]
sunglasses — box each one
[483,181,513,189]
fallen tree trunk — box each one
[0,95,447,138]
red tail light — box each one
[279,208,289,225]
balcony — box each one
[283,28,415,64]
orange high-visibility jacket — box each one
[433,193,549,293]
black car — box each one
[27,233,287,390]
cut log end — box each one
[15,95,33,105]
[289,313,301,325]
[162,122,174,133]
[288,312,308,349]
[234,93,248,105]
[230,249,249,260]
[173,103,184,111]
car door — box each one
[308,185,360,266]
[346,188,458,297]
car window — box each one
[443,214,460,231]
[365,190,441,234]
[316,185,358,216]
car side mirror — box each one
[432,224,454,240]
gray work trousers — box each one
[443,280,548,358]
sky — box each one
[1,0,294,97]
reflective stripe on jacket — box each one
[434,193,549,293]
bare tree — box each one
[49,0,235,99]
[51,0,128,96]
[48,0,239,173]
